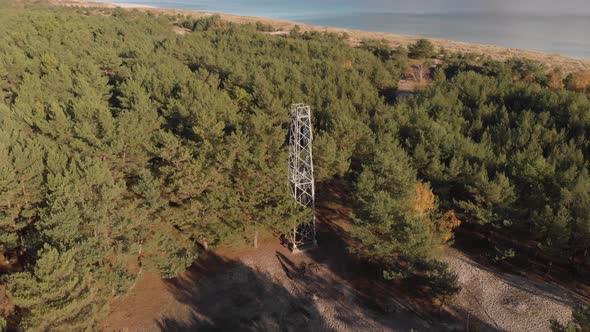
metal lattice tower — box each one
[287,104,317,252]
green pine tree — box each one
[6,245,105,332]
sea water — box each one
[95,0,590,59]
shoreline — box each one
[52,0,590,73]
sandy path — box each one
[446,250,575,332]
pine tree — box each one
[351,139,434,264]
[408,39,435,59]
[568,170,590,257]
[457,171,516,226]
[0,105,44,254]
[7,245,104,331]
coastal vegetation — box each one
[0,2,588,330]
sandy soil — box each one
[104,186,579,332]
[105,237,431,331]
[446,250,575,332]
[50,0,590,74]
[104,186,433,331]
[105,245,576,332]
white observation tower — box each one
[287,104,317,253]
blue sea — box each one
[96,0,590,59]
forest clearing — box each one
[104,186,576,331]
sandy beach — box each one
[50,0,590,73]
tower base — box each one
[290,241,318,254]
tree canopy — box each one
[0,2,588,329]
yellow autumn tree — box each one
[410,183,436,217]
[410,183,461,244]
[439,210,461,243]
